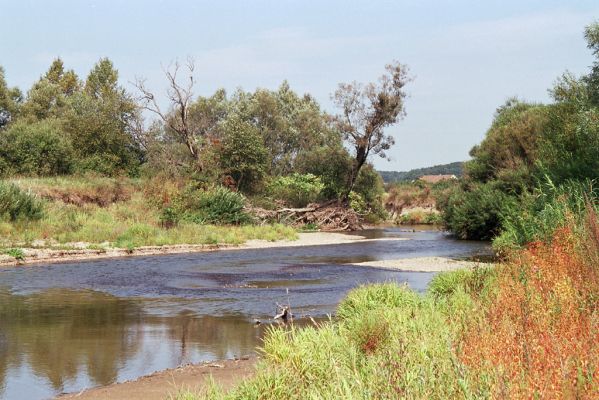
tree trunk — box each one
[342,146,367,203]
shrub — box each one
[442,183,513,240]
[218,116,268,193]
[353,164,388,221]
[268,173,324,207]
[494,179,599,252]
[0,181,44,221]
[178,186,251,225]
[295,145,353,199]
[0,119,74,176]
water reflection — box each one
[0,289,267,399]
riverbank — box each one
[58,357,257,400]
[0,231,409,267]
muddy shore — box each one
[57,357,257,400]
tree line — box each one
[0,58,410,213]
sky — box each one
[1,0,598,171]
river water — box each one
[0,227,489,399]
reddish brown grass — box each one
[460,215,599,398]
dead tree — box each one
[332,61,411,201]
[134,59,203,169]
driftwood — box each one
[274,304,292,323]
[247,201,362,231]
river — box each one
[0,227,489,399]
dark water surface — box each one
[0,227,489,399]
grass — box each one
[0,177,297,251]
[175,282,490,400]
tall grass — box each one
[0,178,296,249]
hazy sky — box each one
[1,0,598,171]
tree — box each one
[231,82,339,175]
[0,119,74,176]
[218,116,268,192]
[21,58,80,121]
[583,21,599,106]
[63,58,141,175]
[332,61,411,200]
[135,59,208,169]
[0,66,22,128]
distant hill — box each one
[378,161,465,183]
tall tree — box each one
[21,58,80,120]
[583,21,599,106]
[135,59,206,169]
[0,66,22,128]
[231,82,339,175]
[332,61,411,200]
[63,58,141,174]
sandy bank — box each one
[0,232,406,267]
[352,256,492,272]
[57,357,256,400]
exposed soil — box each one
[57,357,256,400]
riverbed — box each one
[0,227,489,399]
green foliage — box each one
[178,186,251,225]
[0,66,22,128]
[268,173,324,207]
[231,81,340,176]
[442,22,599,242]
[348,191,367,214]
[0,119,74,176]
[494,179,599,252]
[295,145,353,199]
[0,181,43,221]
[159,206,180,228]
[63,59,141,176]
[353,164,387,220]
[21,58,79,121]
[537,103,599,184]
[441,183,513,240]
[466,99,545,191]
[218,116,268,193]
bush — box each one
[494,178,599,252]
[178,186,252,225]
[353,165,388,221]
[268,173,324,207]
[0,119,74,176]
[295,145,353,199]
[0,181,44,221]
[441,183,513,240]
